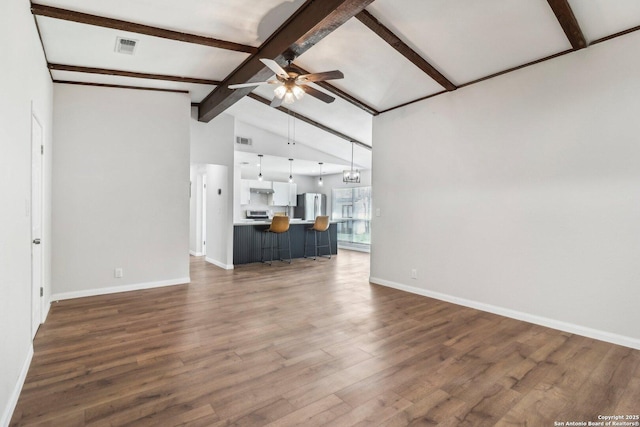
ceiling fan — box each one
[228,57,344,108]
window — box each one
[332,186,372,251]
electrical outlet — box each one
[114,268,123,278]
[411,269,418,279]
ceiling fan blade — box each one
[301,85,335,103]
[270,96,284,108]
[297,70,344,83]
[260,58,289,79]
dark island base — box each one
[233,223,338,265]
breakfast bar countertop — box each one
[233,218,341,226]
[233,219,339,264]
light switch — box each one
[375,208,381,217]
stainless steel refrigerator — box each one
[295,193,326,220]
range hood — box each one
[250,187,274,194]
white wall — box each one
[371,33,640,349]
[52,85,191,299]
[190,109,235,268]
[0,1,53,424]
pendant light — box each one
[288,158,294,183]
[343,142,360,183]
[257,154,263,181]
[318,162,323,186]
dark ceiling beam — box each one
[546,0,587,50]
[355,9,456,92]
[48,63,220,85]
[198,0,375,122]
[293,64,379,115]
[31,3,257,54]
[53,80,189,94]
[247,93,371,150]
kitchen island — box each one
[233,219,338,265]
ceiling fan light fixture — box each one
[283,91,296,104]
[291,85,305,100]
[274,85,286,99]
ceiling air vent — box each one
[236,137,252,146]
[115,37,138,55]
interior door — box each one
[31,111,43,339]
[201,176,207,256]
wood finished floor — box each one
[11,250,640,426]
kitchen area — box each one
[228,116,374,265]
[234,174,337,264]
[189,117,371,269]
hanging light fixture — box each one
[343,142,360,183]
[318,162,323,186]
[273,81,305,104]
[257,154,263,181]
[288,158,294,183]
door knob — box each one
[33,238,41,245]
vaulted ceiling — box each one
[33,0,640,161]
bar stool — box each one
[304,215,332,260]
[261,216,291,265]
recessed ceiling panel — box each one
[250,83,373,146]
[295,18,445,111]
[367,0,571,85]
[568,0,640,43]
[51,70,215,102]
[37,17,249,81]
[35,0,306,47]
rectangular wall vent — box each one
[115,37,138,55]
[236,137,252,146]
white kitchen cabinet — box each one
[240,179,273,205]
[248,179,272,190]
[288,183,297,206]
[272,182,297,206]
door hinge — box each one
[41,145,44,155]
[40,287,43,297]
[203,241,206,246]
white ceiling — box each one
[32,0,640,174]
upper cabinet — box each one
[271,182,297,206]
[240,179,272,205]
[247,179,272,190]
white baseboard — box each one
[189,251,204,256]
[369,276,640,351]
[205,257,234,270]
[51,277,191,301]
[1,344,33,427]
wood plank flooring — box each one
[11,251,640,426]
